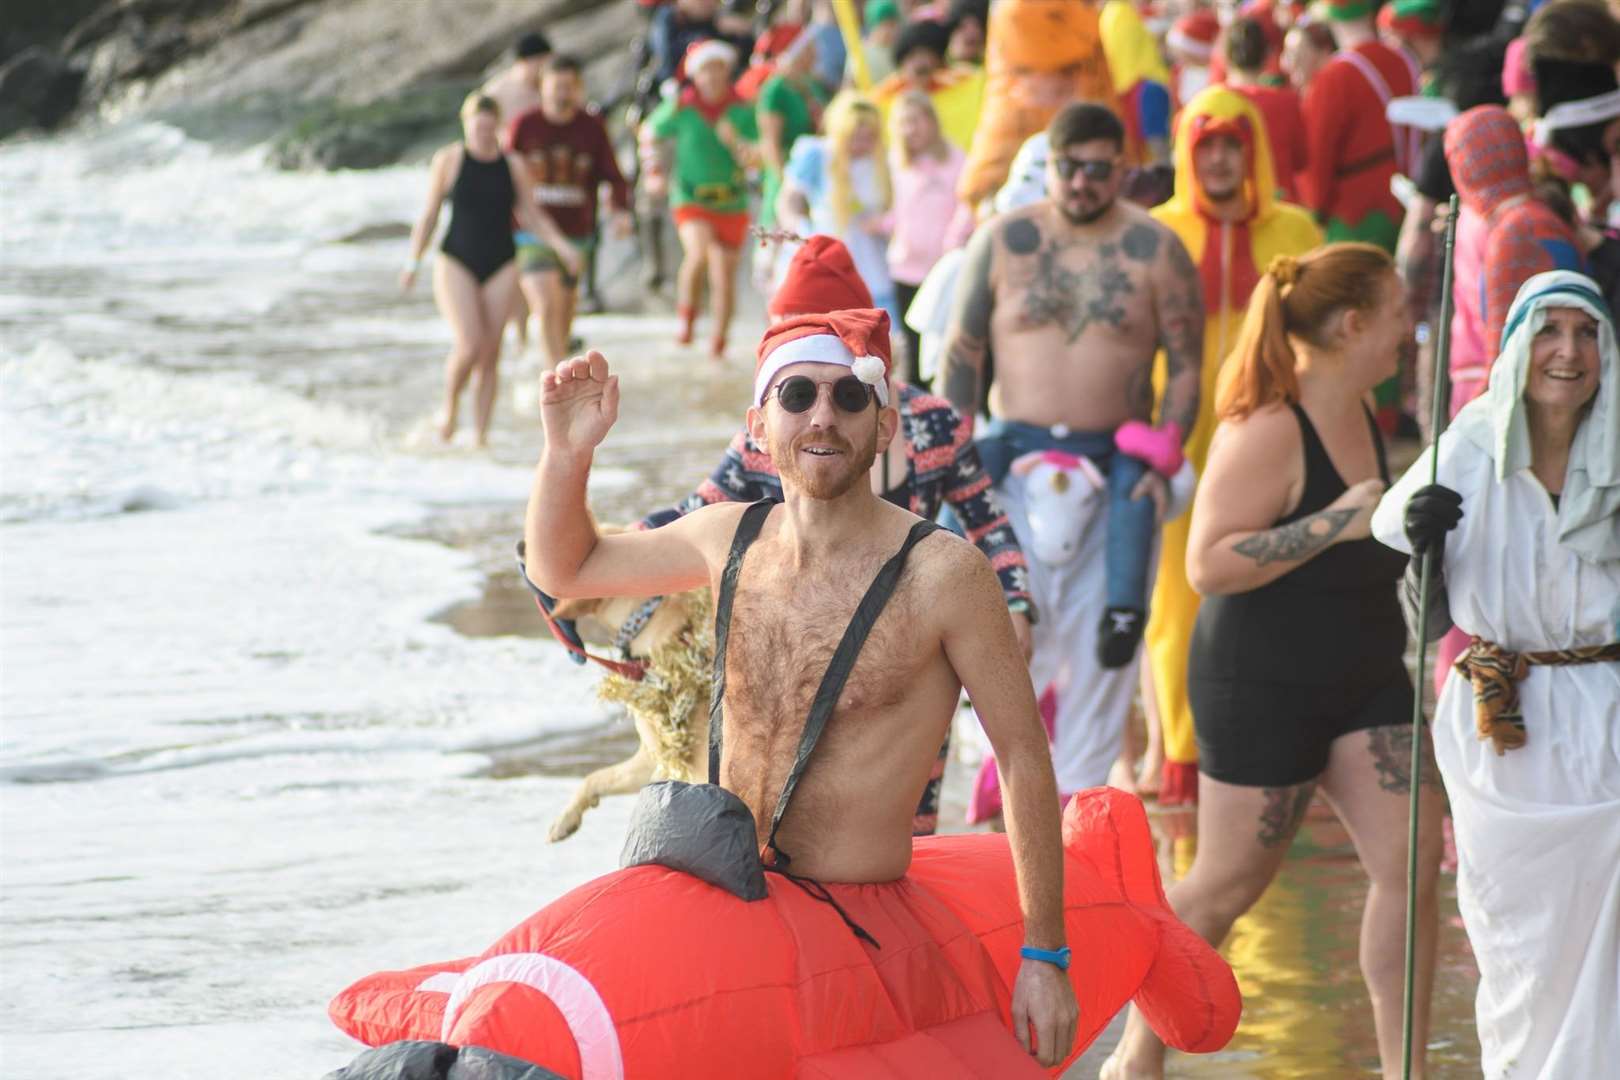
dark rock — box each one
[1,0,643,167]
[0,47,87,137]
[265,81,472,170]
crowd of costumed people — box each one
[349,2,1617,1076]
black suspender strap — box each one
[763,519,941,868]
[708,500,774,784]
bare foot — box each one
[1099,1050,1164,1080]
[1101,1049,1166,1075]
[436,411,456,443]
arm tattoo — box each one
[940,225,996,416]
[1257,784,1314,848]
[1156,234,1203,433]
[1232,507,1356,565]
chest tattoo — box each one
[1019,240,1134,342]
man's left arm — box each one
[938,543,1077,1067]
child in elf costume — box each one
[642,39,760,359]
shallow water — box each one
[1,122,1481,1077]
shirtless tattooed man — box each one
[940,101,1204,796]
[525,309,1080,1067]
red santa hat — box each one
[1167,10,1219,64]
[767,236,875,318]
[683,38,737,77]
[755,308,893,408]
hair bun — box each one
[1268,254,1300,289]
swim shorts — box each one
[672,205,750,249]
[515,231,594,287]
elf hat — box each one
[755,308,893,408]
[1322,0,1377,22]
[768,236,875,318]
[1378,0,1443,39]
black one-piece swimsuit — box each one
[1188,403,1414,788]
[440,147,516,283]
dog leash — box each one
[515,542,650,682]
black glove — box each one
[1403,484,1463,559]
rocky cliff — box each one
[1,0,642,166]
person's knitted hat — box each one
[1502,36,1535,99]
[1167,10,1219,64]
[1377,0,1443,39]
[755,309,893,407]
[768,236,875,319]
[1321,0,1376,22]
[865,0,900,27]
[892,18,952,68]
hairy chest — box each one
[721,561,923,742]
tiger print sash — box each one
[1454,638,1620,755]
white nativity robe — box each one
[1373,432,1620,1079]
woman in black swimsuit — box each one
[1103,245,1444,1079]
[403,92,580,446]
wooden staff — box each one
[1401,192,1459,1080]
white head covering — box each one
[993,132,1050,214]
[1450,270,1620,562]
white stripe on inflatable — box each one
[440,952,624,1080]
[415,972,460,994]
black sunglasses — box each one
[1054,156,1116,182]
[773,374,875,414]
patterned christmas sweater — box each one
[639,382,1031,611]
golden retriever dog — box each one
[540,528,713,842]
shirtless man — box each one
[939,100,1203,796]
[482,32,549,124]
[526,310,1079,1067]
[485,32,551,345]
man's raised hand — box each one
[541,350,620,458]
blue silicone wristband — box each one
[1020,945,1071,971]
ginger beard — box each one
[767,411,881,500]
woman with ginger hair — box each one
[1103,244,1442,1080]
[777,91,897,321]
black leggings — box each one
[893,280,922,389]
